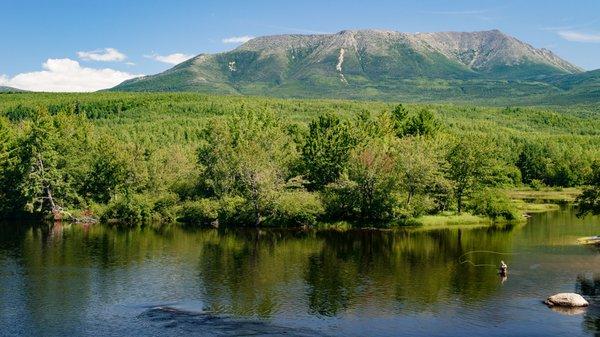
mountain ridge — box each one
[0,86,25,93]
[111,29,595,104]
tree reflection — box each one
[2,221,518,323]
[303,226,516,316]
[577,274,600,335]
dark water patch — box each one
[139,306,327,336]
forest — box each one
[1,92,599,227]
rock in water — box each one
[545,293,589,307]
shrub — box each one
[401,194,436,218]
[152,193,179,223]
[530,179,544,191]
[101,193,154,226]
[178,198,220,226]
[269,190,324,226]
[217,195,250,225]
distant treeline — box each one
[0,93,598,226]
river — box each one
[1,206,600,336]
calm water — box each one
[2,207,600,337]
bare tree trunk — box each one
[46,186,56,211]
[37,154,60,215]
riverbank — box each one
[12,187,583,231]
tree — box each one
[516,142,551,185]
[396,137,445,207]
[3,110,92,217]
[576,162,600,217]
[392,104,409,125]
[301,114,354,190]
[81,137,130,203]
[392,105,440,138]
[0,117,21,216]
[323,141,400,221]
[403,109,441,137]
[14,111,67,214]
[198,110,297,225]
[446,138,497,214]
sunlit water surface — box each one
[1,207,600,336]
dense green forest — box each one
[1,92,599,227]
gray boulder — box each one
[545,293,589,307]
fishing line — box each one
[458,250,518,268]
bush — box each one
[152,193,179,223]
[269,190,324,226]
[101,193,154,226]
[400,195,436,218]
[530,179,544,191]
[217,195,249,225]
[468,189,519,221]
[178,198,220,226]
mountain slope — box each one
[112,29,593,103]
[0,86,25,93]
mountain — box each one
[111,29,595,103]
[543,69,600,104]
[0,86,24,93]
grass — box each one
[512,200,561,213]
[411,212,491,227]
[311,215,496,232]
[506,187,581,215]
[506,187,582,203]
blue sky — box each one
[1,0,599,91]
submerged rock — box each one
[139,306,327,336]
[545,293,589,307]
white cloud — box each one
[0,58,142,92]
[558,31,600,43]
[144,53,193,65]
[77,48,127,62]
[222,36,254,44]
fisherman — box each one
[499,260,508,276]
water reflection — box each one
[576,274,600,334]
[1,207,600,336]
